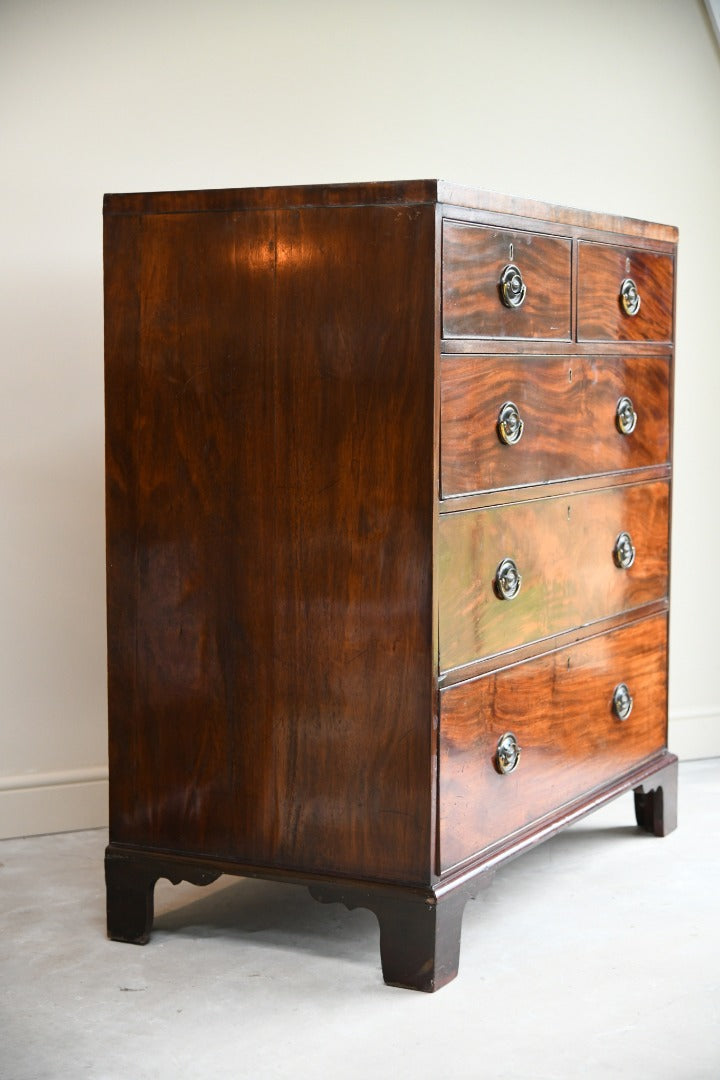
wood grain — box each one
[104,201,437,883]
[104,181,677,991]
[103,180,440,216]
[442,221,572,339]
[264,204,437,881]
[105,208,275,859]
[436,183,677,245]
[103,181,679,247]
[440,353,670,496]
[439,480,669,671]
[577,242,674,342]
[439,614,668,871]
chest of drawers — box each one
[103,180,677,992]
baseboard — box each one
[0,766,108,841]
[669,708,720,762]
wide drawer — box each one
[577,241,674,342]
[438,614,668,872]
[440,354,670,497]
[439,480,669,672]
[442,221,572,340]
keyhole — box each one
[509,243,514,261]
[568,367,573,382]
[567,505,572,521]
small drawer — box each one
[440,354,671,497]
[439,480,669,672]
[438,614,668,872]
[577,241,674,342]
[442,221,572,340]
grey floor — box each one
[1,760,718,1080]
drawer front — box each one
[577,241,674,342]
[440,354,670,497]
[439,480,669,671]
[439,614,668,872]
[442,221,572,340]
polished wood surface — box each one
[438,467,671,516]
[440,353,670,497]
[105,201,437,883]
[106,849,220,944]
[634,759,678,837]
[266,204,436,881]
[439,480,669,671]
[442,222,572,340]
[436,183,677,245]
[104,181,679,246]
[438,599,668,689]
[105,208,277,862]
[310,878,485,993]
[104,180,677,991]
[439,614,668,871]
[577,242,674,342]
[103,179,441,215]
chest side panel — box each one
[268,204,437,881]
[105,209,278,859]
[104,201,437,884]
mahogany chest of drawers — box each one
[103,180,678,991]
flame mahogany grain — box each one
[577,242,674,342]
[439,614,668,871]
[442,221,572,340]
[440,353,670,497]
[439,480,669,671]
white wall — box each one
[1,0,719,839]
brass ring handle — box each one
[500,264,526,309]
[612,683,633,721]
[620,277,641,317]
[616,395,637,436]
[495,557,522,600]
[496,731,521,774]
[497,401,524,445]
[613,531,636,570]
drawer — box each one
[577,241,674,342]
[440,354,671,497]
[442,221,572,340]
[438,614,668,872]
[439,480,669,672]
